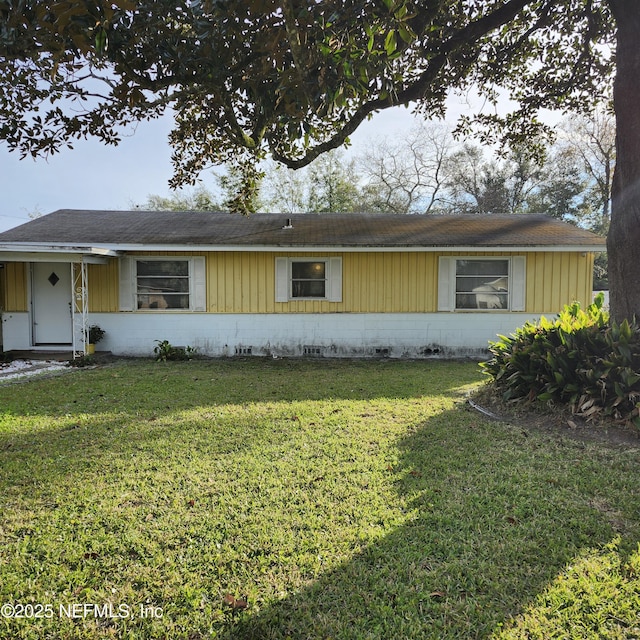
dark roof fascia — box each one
[104,243,604,253]
[0,242,605,254]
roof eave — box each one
[0,244,120,261]
[94,243,605,253]
[0,242,606,254]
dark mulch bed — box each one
[469,384,640,448]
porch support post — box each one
[71,261,88,358]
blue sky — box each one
[0,105,426,233]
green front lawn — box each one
[0,358,638,639]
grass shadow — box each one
[227,408,640,639]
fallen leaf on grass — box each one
[223,594,248,609]
[429,591,445,599]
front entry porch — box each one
[0,248,116,358]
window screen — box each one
[291,261,327,298]
[455,259,509,310]
[136,260,190,309]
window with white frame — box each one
[291,260,327,298]
[136,259,190,309]
[275,257,342,302]
[119,256,206,311]
[438,256,526,311]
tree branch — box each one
[271,0,532,169]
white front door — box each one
[32,262,72,345]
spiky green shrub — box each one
[482,293,640,427]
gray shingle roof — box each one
[0,209,606,249]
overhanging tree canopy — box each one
[0,1,614,178]
[2,0,639,321]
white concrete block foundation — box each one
[47,312,540,359]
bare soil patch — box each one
[469,384,640,448]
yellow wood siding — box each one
[525,251,594,313]
[88,261,119,312]
[206,252,440,313]
[2,263,27,312]
[343,252,438,312]
[51,249,596,315]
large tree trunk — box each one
[608,0,640,322]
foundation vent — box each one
[422,346,441,356]
[235,347,253,356]
[303,345,323,356]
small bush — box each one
[482,293,640,427]
[88,324,105,344]
[154,339,198,362]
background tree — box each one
[305,151,362,213]
[557,109,615,234]
[524,146,588,222]
[444,145,502,214]
[138,164,261,214]
[558,109,615,290]
[442,144,544,215]
[356,122,453,214]
[137,186,222,212]
[261,162,308,214]
[261,149,363,213]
